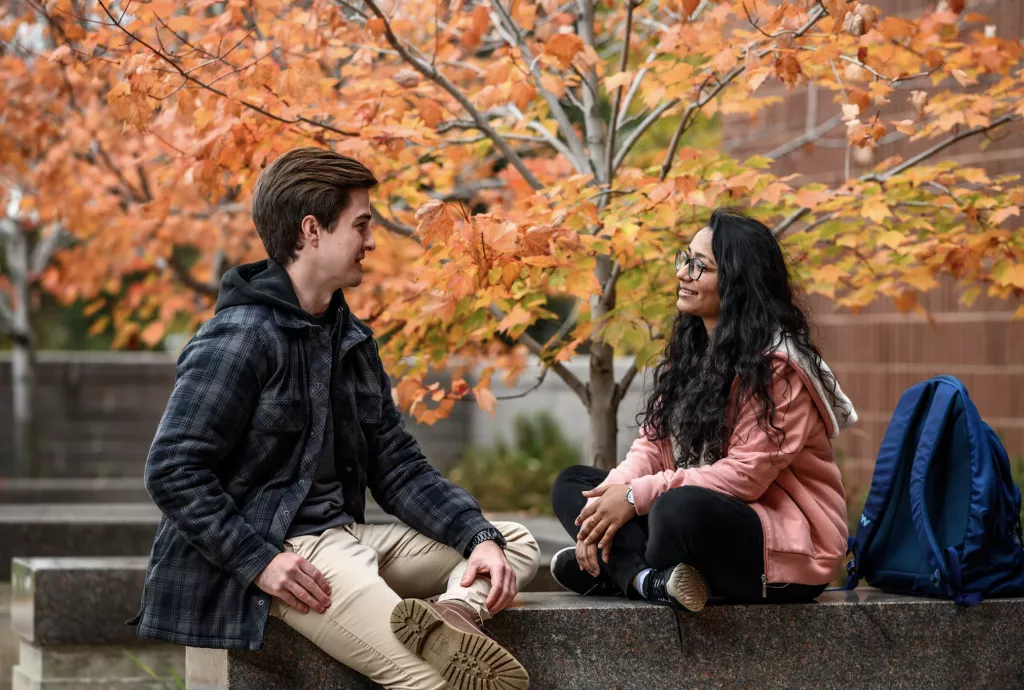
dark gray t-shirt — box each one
[285,309,354,539]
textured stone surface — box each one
[0,478,151,505]
[13,640,183,685]
[191,590,1024,690]
[10,557,149,645]
[0,505,159,580]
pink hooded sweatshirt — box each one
[595,339,857,587]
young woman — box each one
[550,208,856,611]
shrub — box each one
[447,412,581,515]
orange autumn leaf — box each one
[544,33,584,69]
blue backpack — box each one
[845,375,1024,605]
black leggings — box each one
[551,465,827,603]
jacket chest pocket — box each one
[250,398,305,433]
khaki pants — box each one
[271,521,540,689]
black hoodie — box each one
[217,258,353,537]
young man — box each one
[132,147,540,689]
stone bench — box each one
[0,478,152,505]
[186,589,1024,689]
[8,557,184,690]
[0,505,161,580]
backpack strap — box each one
[907,379,983,607]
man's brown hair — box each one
[251,147,378,266]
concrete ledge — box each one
[11,557,150,645]
[0,505,160,580]
[0,478,152,505]
[188,590,1024,689]
[8,557,183,690]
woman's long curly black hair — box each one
[641,208,836,468]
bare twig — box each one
[488,0,590,174]
[611,359,640,408]
[359,0,543,190]
[764,113,844,159]
[604,0,637,187]
[488,305,589,405]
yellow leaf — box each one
[812,265,846,284]
[990,206,1020,226]
[521,256,558,267]
[862,199,892,224]
[903,267,939,292]
[877,230,905,249]
[544,33,584,69]
[1013,305,1024,321]
[605,71,634,91]
[497,305,534,333]
[896,119,916,136]
[473,386,497,417]
[87,316,110,337]
[998,264,1024,289]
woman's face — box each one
[676,226,721,323]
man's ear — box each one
[300,215,320,248]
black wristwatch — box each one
[464,527,507,557]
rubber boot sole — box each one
[390,598,530,690]
[665,563,710,612]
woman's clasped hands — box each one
[574,483,637,570]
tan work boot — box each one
[390,598,529,690]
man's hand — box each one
[461,540,517,614]
[254,552,332,615]
[575,484,636,563]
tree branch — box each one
[371,206,417,238]
[615,4,827,173]
[96,1,360,137]
[611,359,639,408]
[358,0,543,190]
[29,222,66,275]
[164,254,220,298]
[488,304,589,405]
[764,113,844,160]
[772,113,1022,237]
[488,0,590,174]
[575,0,607,181]
[604,0,637,186]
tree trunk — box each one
[589,255,617,470]
[8,226,34,476]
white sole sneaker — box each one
[665,563,710,612]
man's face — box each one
[319,188,374,290]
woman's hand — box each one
[575,484,636,563]
[575,538,601,577]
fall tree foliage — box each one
[1,0,1022,468]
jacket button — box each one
[258,599,265,606]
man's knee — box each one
[493,521,541,586]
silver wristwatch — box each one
[626,485,635,506]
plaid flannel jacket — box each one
[132,301,495,650]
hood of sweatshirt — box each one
[772,334,857,439]
[214,258,346,319]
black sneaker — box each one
[549,547,620,596]
[642,563,709,612]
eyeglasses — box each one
[675,249,715,281]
